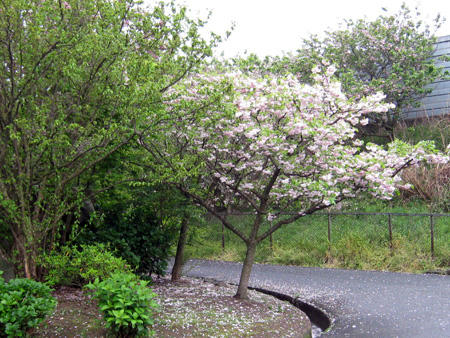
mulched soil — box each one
[33,276,311,337]
[32,286,107,337]
[153,276,311,337]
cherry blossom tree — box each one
[139,65,448,299]
[267,4,447,139]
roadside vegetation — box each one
[0,0,448,336]
[186,199,449,274]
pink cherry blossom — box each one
[161,67,448,219]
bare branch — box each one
[178,185,249,243]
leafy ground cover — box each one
[186,200,449,273]
[32,276,311,337]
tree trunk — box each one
[21,244,37,280]
[24,254,37,280]
[234,240,257,299]
[171,214,189,282]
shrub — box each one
[395,117,449,211]
[0,272,56,337]
[77,188,179,276]
[86,272,159,337]
[400,163,449,211]
[394,117,449,152]
[40,244,132,287]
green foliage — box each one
[0,0,219,279]
[40,244,131,287]
[269,4,445,135]
[393,118,449,211]
[86,272,159,337]
[79,205,173,277]
[0,273,56,337]
[395,117,449,152]
[77,185,186,276]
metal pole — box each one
[430,215,434,258]
[327,213,332,245]
[388,214,393,250]
[221,223,225,251]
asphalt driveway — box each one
[178,259,449,337]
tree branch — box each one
[257,198,344,243]
[177,185,249,243]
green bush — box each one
[77,192,178,277]
[40,244,132,287]
[395,117,449,152]
[0,272,56,337]
[86,272,159,337]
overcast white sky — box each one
[163,0,450,58]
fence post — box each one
[221,223,225,251]
[270,232,273,252]
[430,215,434,259]
[327,213,332,247]
[388,214,393,250]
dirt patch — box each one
[32,277,311,337]
[153,276,311,337]
[32,286,107,337]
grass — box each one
[185,199,449,273]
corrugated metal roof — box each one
[401,35,450,120]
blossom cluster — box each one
[165,66,448,220]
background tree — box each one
[268,4,447,138]
[139,65,448,299]
[0,0,217,279]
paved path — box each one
[179,259,449,337]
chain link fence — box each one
[203,211,449,258]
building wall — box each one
[401,35,450,120]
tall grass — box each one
[185,200,449,273]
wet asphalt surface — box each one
[179,259,449,337]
